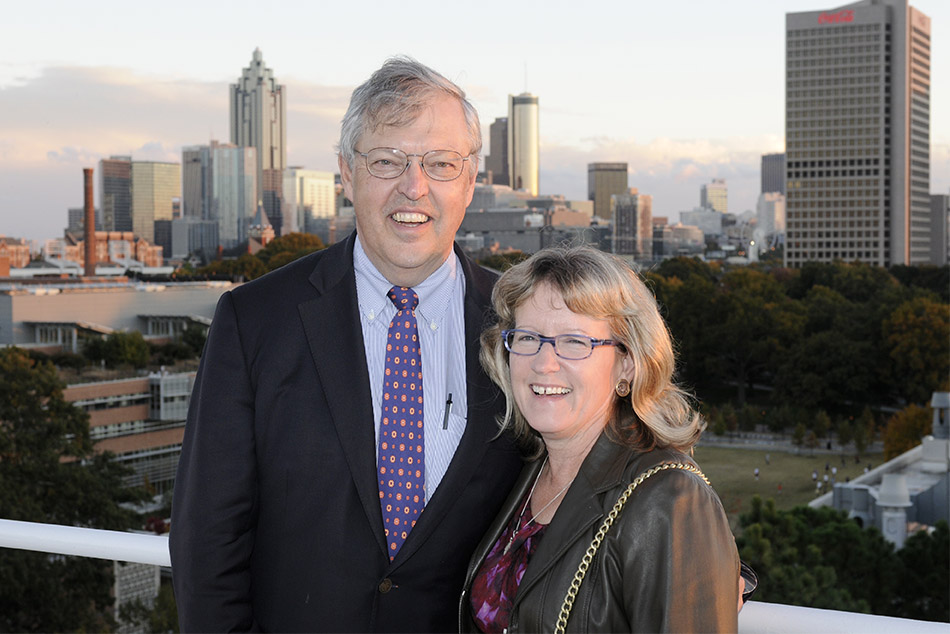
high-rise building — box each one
[99,156,132,232]
[931,194,949,265]
[611,189,652,259]
[131,162,180,243]
[67,207,90,234]
[508,93,539,196]
[588,163,629,220]
[182,142,257,248]
[700,179,728,214]
[230,48,286,229]
[283,169,336,235]
[785,0,931,267]
[485,117,509,186]
[757,192,787,238]
[762,153,787,195]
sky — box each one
[1,0,948,244]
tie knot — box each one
[388,286,418,312]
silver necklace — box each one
[503,457,574,555]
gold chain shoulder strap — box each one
[554,462,709,634]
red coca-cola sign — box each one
[819,9,854,24]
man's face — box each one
[339,94,477,287]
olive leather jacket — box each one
[460,432,740,633]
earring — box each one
[615,379,631,397]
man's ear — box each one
[339,154,355,203]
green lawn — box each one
[692,445,883,532]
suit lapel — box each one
[298,234,388,557]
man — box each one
[170,57,522,632]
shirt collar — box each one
[353,235,458,329]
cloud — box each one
[1,64,948,243]
[0,65,350,241]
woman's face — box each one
[508,283,634,448]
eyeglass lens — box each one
[505,330,595,360]
[363,148,466,181]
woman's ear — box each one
[617,349,635,384]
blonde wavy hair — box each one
[480,245,704,456]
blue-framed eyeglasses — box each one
[502,329,623,361]
[356,147,472,181]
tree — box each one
[0,348,147,632]
[882,297,950,404]
[836,419,854,450]
[890,522,950,622]
[883,404,931,460]
[775,331,879,412]
[182,323,208,357]
[854,407,876,458]
[736,498,921,616]
[792,423,807,450]
[84,331,150,369]
[654,255,716,284]
[477,251,529,272]
[198,253,267,281]
[120,581,179,633]
[889,264,950,303]
[814,410,832,439]
[704,268,798,404]
[255,232,325,271]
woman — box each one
[460,245,741,633]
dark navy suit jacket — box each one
[170,234,522,632]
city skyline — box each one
[1,0,947,243]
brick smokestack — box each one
[83,168,96,277]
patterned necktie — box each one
[378,286,425,560]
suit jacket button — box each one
[379,578,393,593]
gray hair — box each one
[480,245,705,457]
[337,56,482,169]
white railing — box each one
[0,519,945,633]
[0,518,170,566]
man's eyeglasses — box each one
[356,147,471,181]
[502,329,623,361]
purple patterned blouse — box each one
[470,491,548,633]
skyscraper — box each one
[611,189,653,260]
[700,179,728,214]
[762,153,787,195]
[785,0,931,266]
[99,156,132,232]
[508,93,539,196]
[182,141,257,248]
[231,48,286,231]
[283,169,336,235]
[485,117,509,186]
[588,163,629,220]
[131,162,180,243]
[931,194,949,265]
[757,192,787,238]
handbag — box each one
[554,462,710,634]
